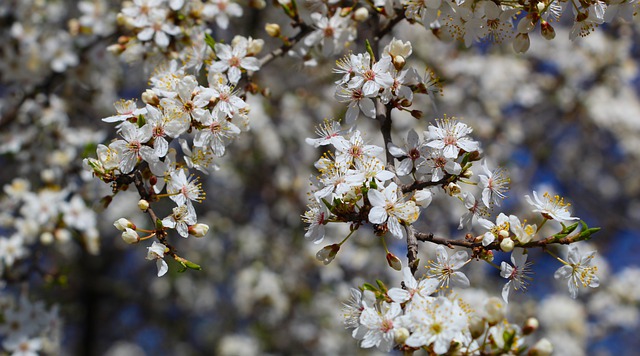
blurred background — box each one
[0,1,639,355]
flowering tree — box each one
[1,0,639,354]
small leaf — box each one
[362,283,378,292]
[375,279,388,293]
[184,260,202,270]
[177,263,188,273]
[365,39,375,64]
[204,33,216,52]
[563,221,580,234]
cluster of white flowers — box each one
[0,294,62,355]
[86,34,263,276]
[344,267,554,354]
[276,0,638,69]
[111,0,246,62]
[303,123,424,246]
[0,179,100,268]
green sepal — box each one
[369,180,378,190]
[155,219,164,230]
[204,33,216,52]
[321,198,333,211]
[281,0,298,20]
[375,279,388,293]
[460,152,471,167]
[502,328,517,350]
[136,114,146,127]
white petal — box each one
[156,259,169,277]
[387,288,410,303]
[368,206,388,224]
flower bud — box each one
[114,218,135,231]
[316,244,340,265]
[410,110,422,119]
[246,38,264,56]
[485,297,506,325]
[469,316,486,339]
[55,228,71,242]
[353,7,369,22]
[265,23,281,38]
[249,0,266,9]
[68,19,80,36]
[529,338,553,356]
[481,249,494,262]
[517,15,536,34]
[413,189,433,207]
[523,317,539,335]
[513,33,530,54]
[141,89,160,106]
[106,43,124,55]
[41,169,56,183]
[392,55,405,71]
[40,231,54,245]
[540,21,556,40]
[121,228,140,244]
[386,252,402,271]
[445,182,461,196]
[500,238,515,252]
[188,223,210,237]
[337,7,352,16]
[394,327,410,344]
[138,199,149,211]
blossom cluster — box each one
[0,294,61,355]
[280,0,639,69]
[109,0,246,63]
[85,34,263,276]
[343,267,554,354]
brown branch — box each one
[415,231,592,251]
[258,23,313,68]
[406,225,419,274]
[401,177,448,194]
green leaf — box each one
[375,279,387,293]
[562,221,580,234]
[362,283,378,292]
[204,33,216,52]
[184,260,202,270]
[365,39,375,64]
[579,227,601,239]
